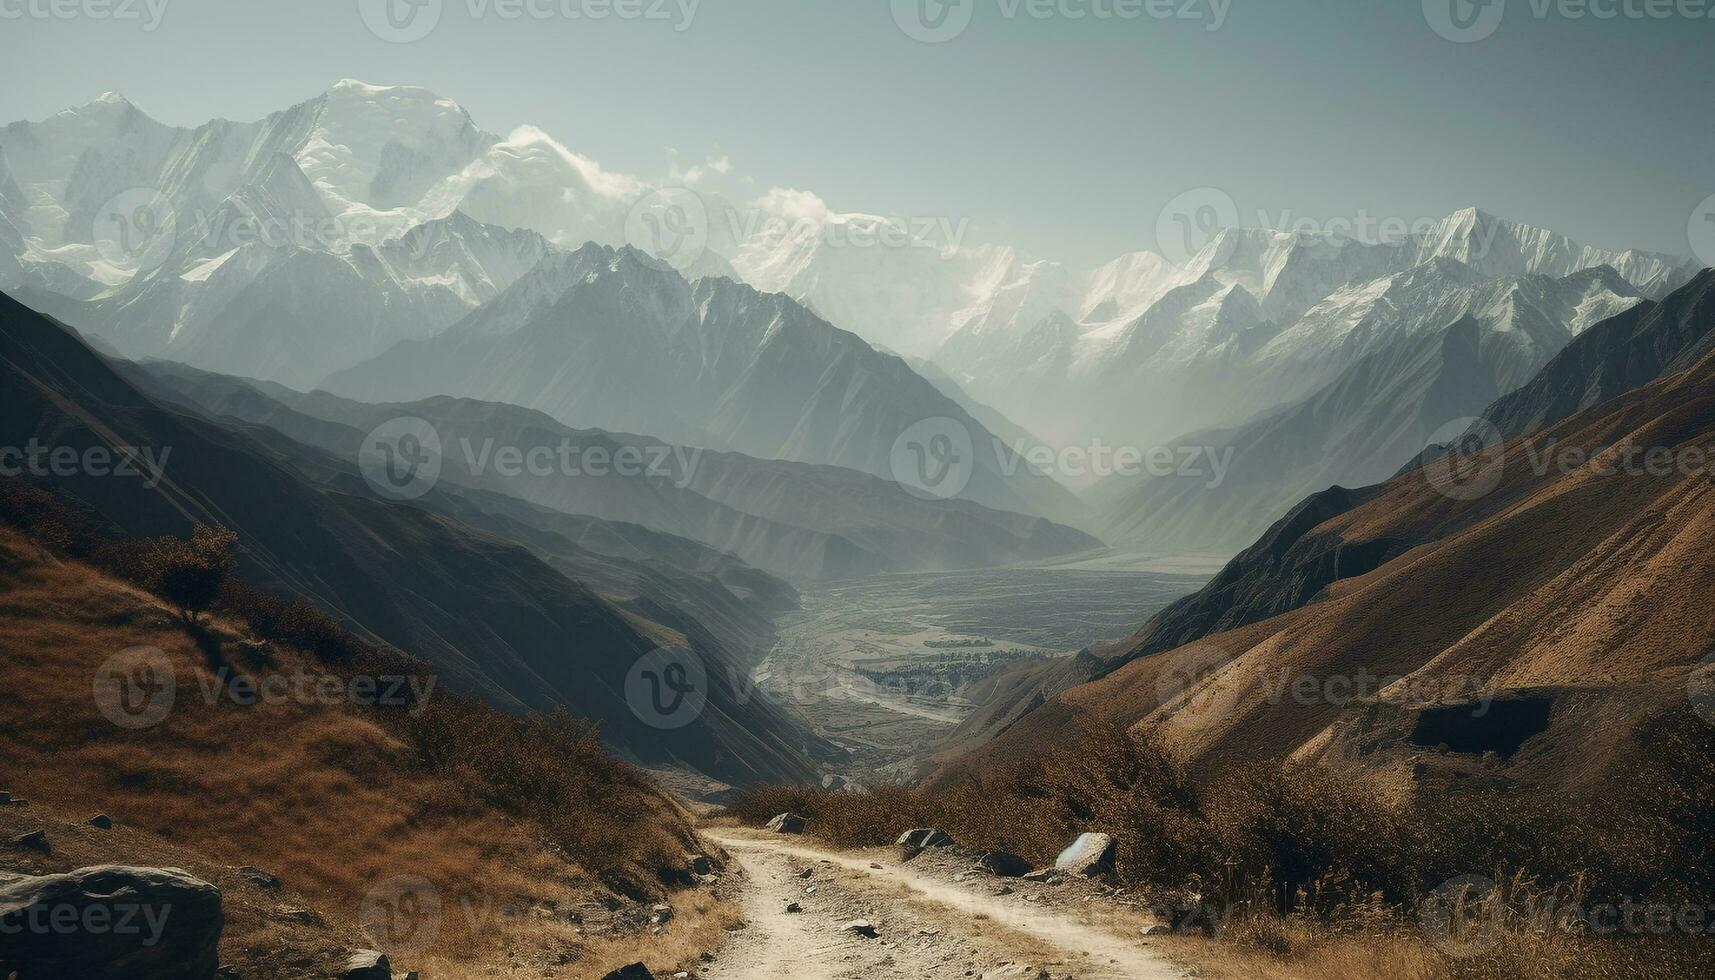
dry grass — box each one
[0,515,726,978]
[731,720,1715,980]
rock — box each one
[687,854,713,876]
[796,867,814,879]
[236,866,281,890]
[765,813,807,834]
[1021,868,1063,884]
[821,774,847,791]
[269,904,325,926]
[601,965,655,980]
[869,862,883,870]
[992,885,1015,896]
[785,902,802,913]
[1054,833,1117,877]
[897,827,954,861]
[87,814,115,830]
[0,865,223,980]
[341,950,391,980]
[977,852,1031,878]
[10,829,51,853]
[841,919,879,938]
[982,966,1049,980]
[651,903,674,925]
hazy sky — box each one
[3,0,1711,266]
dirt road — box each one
[700,828,1189,980]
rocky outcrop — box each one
[765,813,807,834]
[1054,833,1117,877]
[976,853,1031,878]
[897,828,953,861]
[341,950,392,980]
[0,866,223,980]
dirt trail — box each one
[701,829,1188,980]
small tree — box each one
[143,524,238,622]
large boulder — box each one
[765,813,807,834]
[977,852,1032,878]
[1054,833,1117,877]
[0,865,223,980]
[897,828,954,861]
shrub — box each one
[138,524,237,622]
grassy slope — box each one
[0,525,734,978]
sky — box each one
[2,0,1711,266]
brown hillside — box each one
[940,343,1715,796]
[0,525,733,979]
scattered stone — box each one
[237,866,281,890]
[804,885,818,895]
[766,813,808,834]
[687,854,713,876]
[1054,833,1117,877]
[10,830,50,853]
[896,827,954,861]
[982,965,1049,979]
[87,814,114,830]
[0,866,223,980]
[651,903,674,925]
[977,852,1031,878]
[1021,868,1063,884]
[601,964,655,980]
[342,951,391,980]
[785,902,802,914]
[821,774,848,791]
[841,919,879,938]
[869,862,883,870]
[796,867,814,879]
[992,885,1015,896]
[0,790,21,807]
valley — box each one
[753,556,1217,781]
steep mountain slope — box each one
[1090,317,1502,553]
[133,362,1100,581]
[1088,267,1651,555]
[938,274,1715,794]
[0,289,821,786]
[1477,269,1715,440]
[28,208,550,388]
[325,243,1088,525]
